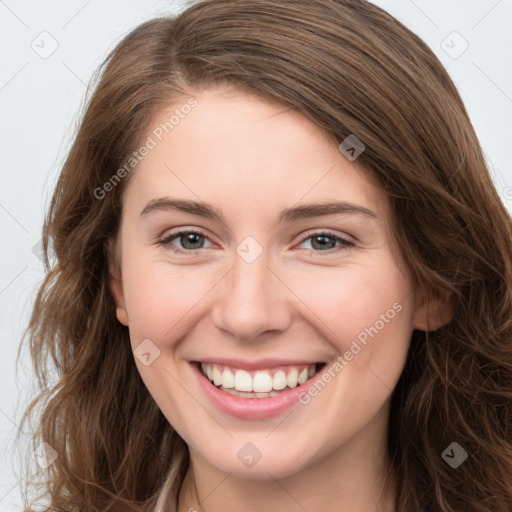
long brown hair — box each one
[16,1,512,511]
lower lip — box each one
[191,362,323,420]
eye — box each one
[158,229,214,254]
[297,230,355,253]
[157,229,355,256]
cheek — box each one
[344,272,413,384]
[122,259,217,344]
[292,260,414,367]
[294,262,414,424]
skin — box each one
[109,85,451,512]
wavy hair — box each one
[16,0,512,511]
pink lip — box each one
[190,362,324,420]
[195,357,321,371]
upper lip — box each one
[192,358,325,371]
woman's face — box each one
[109,85,440,479]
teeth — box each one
[297,368,308,385]
[221,387,282,398]
[222,368,235,389]
[253,372,273,392]
[212,366,222,386]
[286,368,298,388]
[273,371,287,390]
[234,370,253,392]
[200,362,318,393]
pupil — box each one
[182,233,202,249]
[312,235,334,250]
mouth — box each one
[193,361,328,399]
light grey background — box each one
[1,1,511,510]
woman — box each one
[17,1,512,511]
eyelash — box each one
[157,229,355,255]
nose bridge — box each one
[212,248,290,340]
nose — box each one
[211,249,292,341]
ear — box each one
[106,239,129,326]
[412,287,453,332]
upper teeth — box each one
[200,363,317,393]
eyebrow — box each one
[140,198,378,224]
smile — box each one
[191,360,328,420]
[200,362,322,397]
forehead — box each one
[125,86,388,222]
